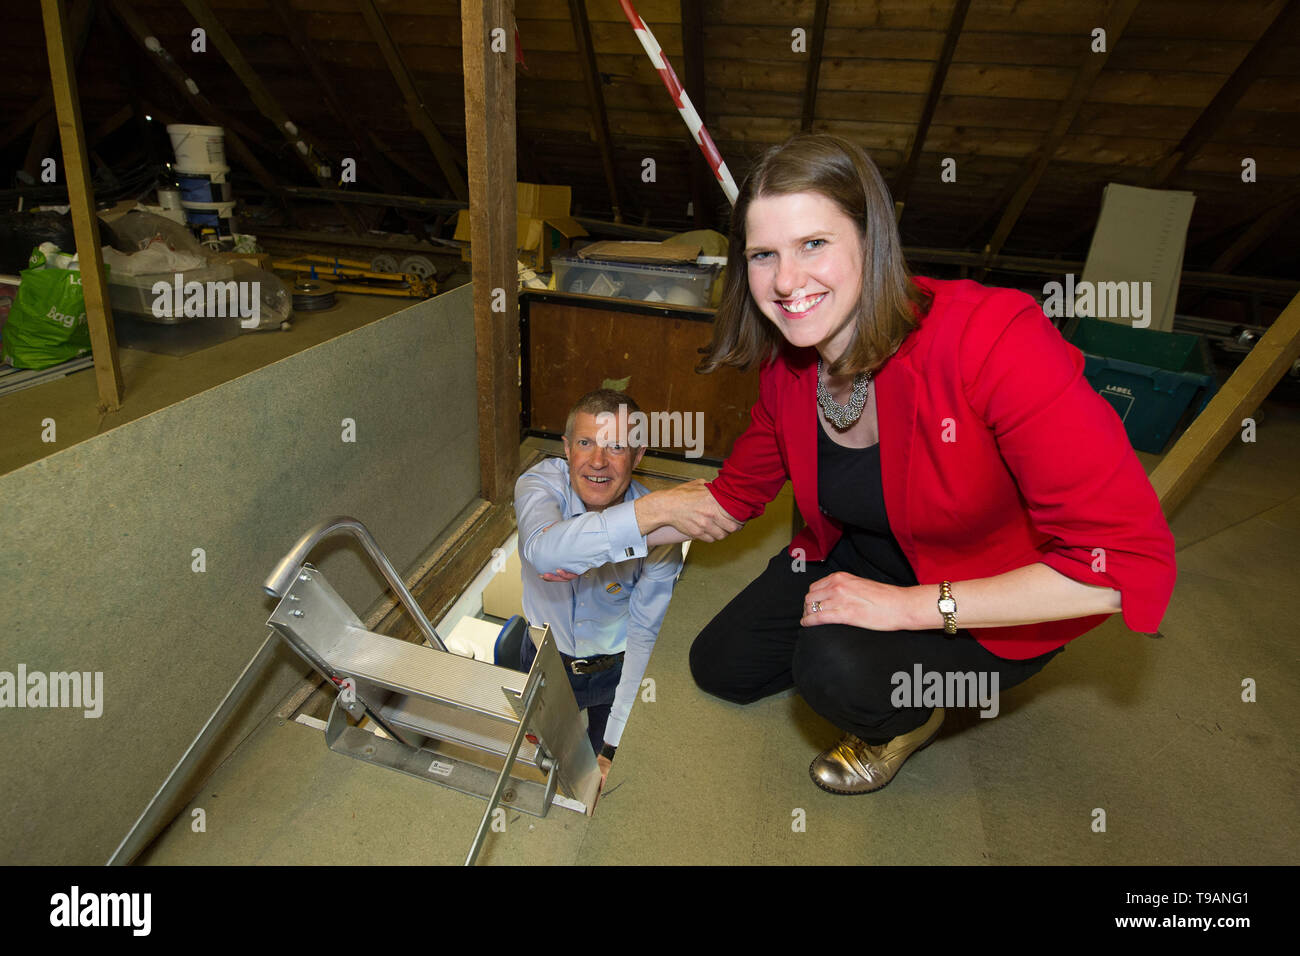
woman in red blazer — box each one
[634,133,1176,795]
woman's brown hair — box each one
[698,133,931,376]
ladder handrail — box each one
[263,515,447,652]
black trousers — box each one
[689,546,1063,744]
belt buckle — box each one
[568,657,591,675]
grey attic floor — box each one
[138,398,1300,865]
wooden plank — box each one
[1,94,54,151]
[893,0,970,215]
[799,0,829,131]
[1150,292,1300,516]
[462,0,519,505]
[1144,0,1300,188]
[360,0,469,201]
[981,0,1142,268]
[568,0,624,223]
[40,0,124,413]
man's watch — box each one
[937,581,958,635]
[599,743,617,761]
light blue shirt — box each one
[514,457,682,746]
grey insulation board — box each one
[0,282,479,863]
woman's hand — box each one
[636,479,743,543]
[800,572,916,631]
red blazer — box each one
[707,277,1177,660]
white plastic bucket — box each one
[166,124,227,172]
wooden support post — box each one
[40,0,124,412]
[1150,293,1300,516]
[361,0,470,202]
[462,0,519,505]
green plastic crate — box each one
[1064,316,1218,454]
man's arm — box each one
[515,468,652,576]
[602,543,682,752]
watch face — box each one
[938,598,957,614]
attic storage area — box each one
[1,0,1297,885]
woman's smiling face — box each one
[744,190,866,361]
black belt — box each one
[561,651,624,675]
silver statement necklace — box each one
[817,359,871,429]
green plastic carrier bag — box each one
[0,244,106,371]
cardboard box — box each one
[481,547,525,620]
[453,182,587,272]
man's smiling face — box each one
[563,410,646,512]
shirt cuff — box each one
[604,499,648,562]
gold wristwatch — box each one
[938,581,958,635]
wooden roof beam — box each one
[178,0,367,233]
[266,0,403,196]
[568,0,624,223]
[108,0,280,193]
[681,0,714,229]
[893,0,970,218]
[980,0,1142,268]
[1145,0,1300,189]
[358,0,469,202]
[799,0,829,132]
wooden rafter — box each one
[799,0,829,132]
[23,0,95,180]
[266,0,403,196]
[980,0,1141,267]
[39,0,123,412]
[108,0,280,193]
[568,0,623,223]
[680,0,713,229]
[462,0,519,504]
[178,0,367,233]
[1211,192,1300,275]
[1145,0,1300,189]
[359,0,469,202]
[893,0,970,217]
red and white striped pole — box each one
[617,0,739,207]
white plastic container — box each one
[166,124,227,172]
[552,253,722,307]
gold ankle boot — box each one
[809,707,945,795]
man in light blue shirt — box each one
[515,389,684,780]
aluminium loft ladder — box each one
[109,516,602,868]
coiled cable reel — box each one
[292,278,337,312]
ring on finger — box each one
[810,601,822,613]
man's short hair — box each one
[564,388,643,444]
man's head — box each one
[563,389,646,512]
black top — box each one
[816,419,919,587]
